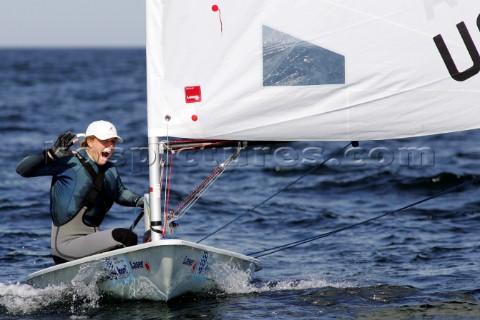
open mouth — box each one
[101,149,112,158]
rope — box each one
[197,142,356,243]
[162,152,174,237]
[169,148,242,221]
[248,174,480,258]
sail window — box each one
[263,25,345,86]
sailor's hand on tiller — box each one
[135,197,144,208]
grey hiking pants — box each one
[51,207,137,263]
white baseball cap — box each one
[85,120,123,143]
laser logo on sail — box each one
[185,86,202,103]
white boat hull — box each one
[26,240,262,301]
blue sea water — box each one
[2,49,480,319]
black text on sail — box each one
[434,13,480,82]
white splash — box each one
[68,263,104,313]
[0,282,69,315]
[0,274,103,317]
[210,263,256,294]
[210,263,356,296]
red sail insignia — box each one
[185,86,202,103]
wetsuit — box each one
[16,149,139,264]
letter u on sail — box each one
[434,22,480,82]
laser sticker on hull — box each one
[103,255,131,280]
[129,260,152,273]
[183,251,210,275]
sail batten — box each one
[147,0,480,141]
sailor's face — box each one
[87,137,117,165]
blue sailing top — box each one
[16,149,139,227]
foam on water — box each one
[0,276,101,317]
[0,282,67,315]
[211,262,356,296]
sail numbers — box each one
[433,13,480,82]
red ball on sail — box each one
[192,115,198,122]
[212,5,219,12]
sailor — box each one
[16,120,143,264]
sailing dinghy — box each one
[27,239,261,301]
[27,0,480,301]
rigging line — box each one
[170,148,242,221]
[249,175,480,259]
[162,152,174,237]
[161,118,171,237]
[196,141,356,243]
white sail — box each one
[146,0,480,141]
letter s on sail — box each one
[433,19,480,82]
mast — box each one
[148,136,163,242]
[146,0,164,242]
